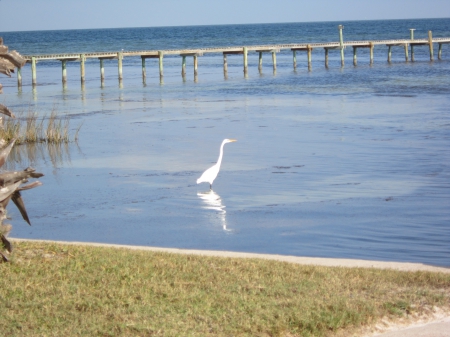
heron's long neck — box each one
[216,141,226,167]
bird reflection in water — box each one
[197,190,229,231]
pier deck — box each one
[24,37,450,63]
[22,38,450,61]
[16,31,450,86]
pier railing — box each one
[11,27,450,87]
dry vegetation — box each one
[0,108,81,145]
[1,241,449,336]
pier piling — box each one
[139,57,145,82]
[31,57,37,86]
[387,43,409,62]
[353,46,357,66]
[255,49,280,73]
[410,29,416,61]
[158,51,164,83]
[141,57,146,82]
[98,57,116,83]
[100,59,104,83]
[323,46,340,67]
[17,66,22,88]
[80,54,86,83]
[370,42,374,64]
[182,55,186,77]
[307,45,312,70]
[428,31,434,61]
[193,55,198,77]
[291,47,312,69]
[60,58,81,85]
[222,50,244,77]
[140,55,160,82]
[338,25,345,66]
[179,53,202,80]
[243,47,248,77]
[62,60,67,83]
[258,52,263,72]
[223,54,228,75]
[438,43,442,60]
[117,51,123,82]
[293,50,297,69]
[272,50,277,72]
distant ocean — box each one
[1,19,450,267]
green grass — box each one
[1,241,449,336]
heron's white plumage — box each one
[197,139,236,189]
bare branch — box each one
[0,168,44,188]
[0,104,15,118]
[0,50,27,68]
[0,58,15,77]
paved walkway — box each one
[371,316,450,337]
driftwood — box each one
[0,37,26,79]
[1,50,26,68]
[0,38,43,261]
[0,138,16,167]
[0,104,14,117]
[0,59,15,77]
[0,52,26,78]
[0,37,19,118]
[0,140,44,260]
[0,167,44,188]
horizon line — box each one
[1,17,449,34]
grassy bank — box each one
[1,241,449,336]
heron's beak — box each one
[229,139,237,142]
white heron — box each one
[196,139,237,189]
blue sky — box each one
[1,0,449,32]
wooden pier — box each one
[16,27,450,87]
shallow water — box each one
[1,19,450,266]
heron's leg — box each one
[210,184,212,190]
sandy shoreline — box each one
[366,312,450,337]
[10,238,450,274]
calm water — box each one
[1,19,450,266]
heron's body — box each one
[197,139,236,189]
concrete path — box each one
[371,316,450,337]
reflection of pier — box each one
[197,190,228,231]
[18,26,450,86]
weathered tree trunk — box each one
[0,38,22,117]
[0,104,14,118]
[0,37,26,82]
[0,38,43,261]
[0,37,22,118]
